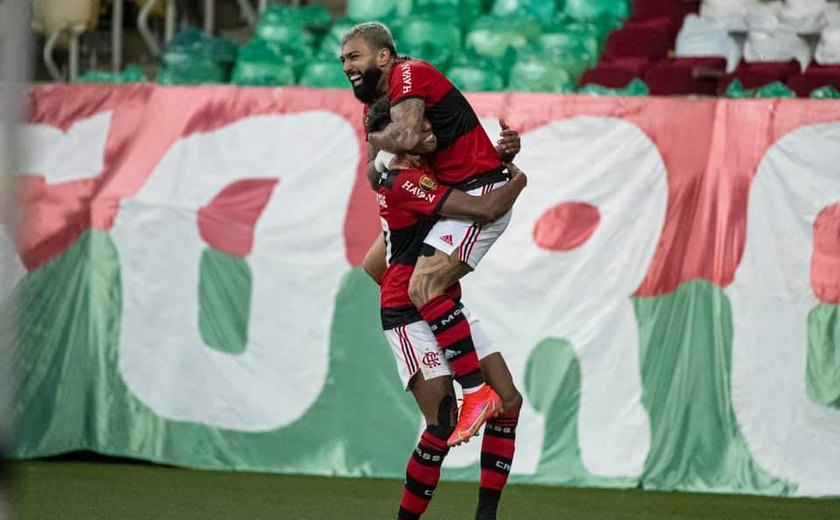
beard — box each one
[352,66,383,105]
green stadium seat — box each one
[347,0,397,21]
[508,55,575,92]
[491,0,558,24]
[299,60,350,88]
[577,77,649,95]
[563,0,629,22]
[79,65,147,83]
[412,0,482,29]
[447,65,506,91]
[754,81,796,99]
[539,25,601,61]
[398,17,461,50]
[811,86,840,99]
[256,5,332,47]
[465,16,539,64]
[405,42,455,71]
[158,28,237,85]
[319,19,360,60]
[723,79,753,99]
[231,40,310,86]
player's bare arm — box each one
[365,142,380,189]
[367,98,426,153]
[439,163,527,225]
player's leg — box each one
[409,248,501,448]
[409,247,480,389]
[363,234,387,285]
[385,322,457,520]
[475,353,522,520]
[398,373,456,520]
[410,189,514,391]
[412,196,513,446]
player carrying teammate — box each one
[341,22,520,446]
[365,98,526,520]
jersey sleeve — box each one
[390,169,452,218]
[389,60,438,106]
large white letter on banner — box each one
[728,123,840,495]
[1,112,113,300]
[451,117,666,477]
[112,112,356,432]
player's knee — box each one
[426,394,456,440]
[408,273,446,309]
[408,275,430,308]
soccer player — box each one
[367,99,524,520]
[341,22,521,445]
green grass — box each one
[8,458,839,520]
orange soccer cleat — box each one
[447,385,502,447]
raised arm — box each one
[367,98,426,153]
[439,163,527,225]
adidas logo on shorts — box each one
[441,234,453,246]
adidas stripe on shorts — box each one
[383,306,498,390]
[423,181,512,269]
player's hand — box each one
[505,162,527,188]
[402,154,423,168]
[496,118,520,162]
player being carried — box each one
[340,21,521,447]
[365,97,526,520]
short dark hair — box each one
[342,22,397,58]
[365,96,392,133]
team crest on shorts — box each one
[422,352,441,368]
[419,175,437,191]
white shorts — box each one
[423,181,512,270]
[383,306,498,390]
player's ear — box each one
[376,48,390,67]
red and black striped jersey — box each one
[377,167,460,329]
[388,58,503,189]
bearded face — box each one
[341,38,386,105]
[351,66,383,105]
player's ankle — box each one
[462,382,486,395]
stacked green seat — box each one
[318,19,360,60]
[446,50,506,91]
[347,0,397,20]
[158,28,237,85]
[724,79,796,99]
[79,65,147,84]
[578,78,649,96]
[299,60,349,88]
[233,5,330,87]
[232,40,311,86]
[563,0,629,21]
[811,86,840,99]
[413,0,483,30]
[398,15,461,70]
[508,46,576,92]
[491,0,558,25]
[465,15,539,67]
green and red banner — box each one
[2,85,839,497]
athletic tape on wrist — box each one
[375,150,396,173]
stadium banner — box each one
[2,85,840,497]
